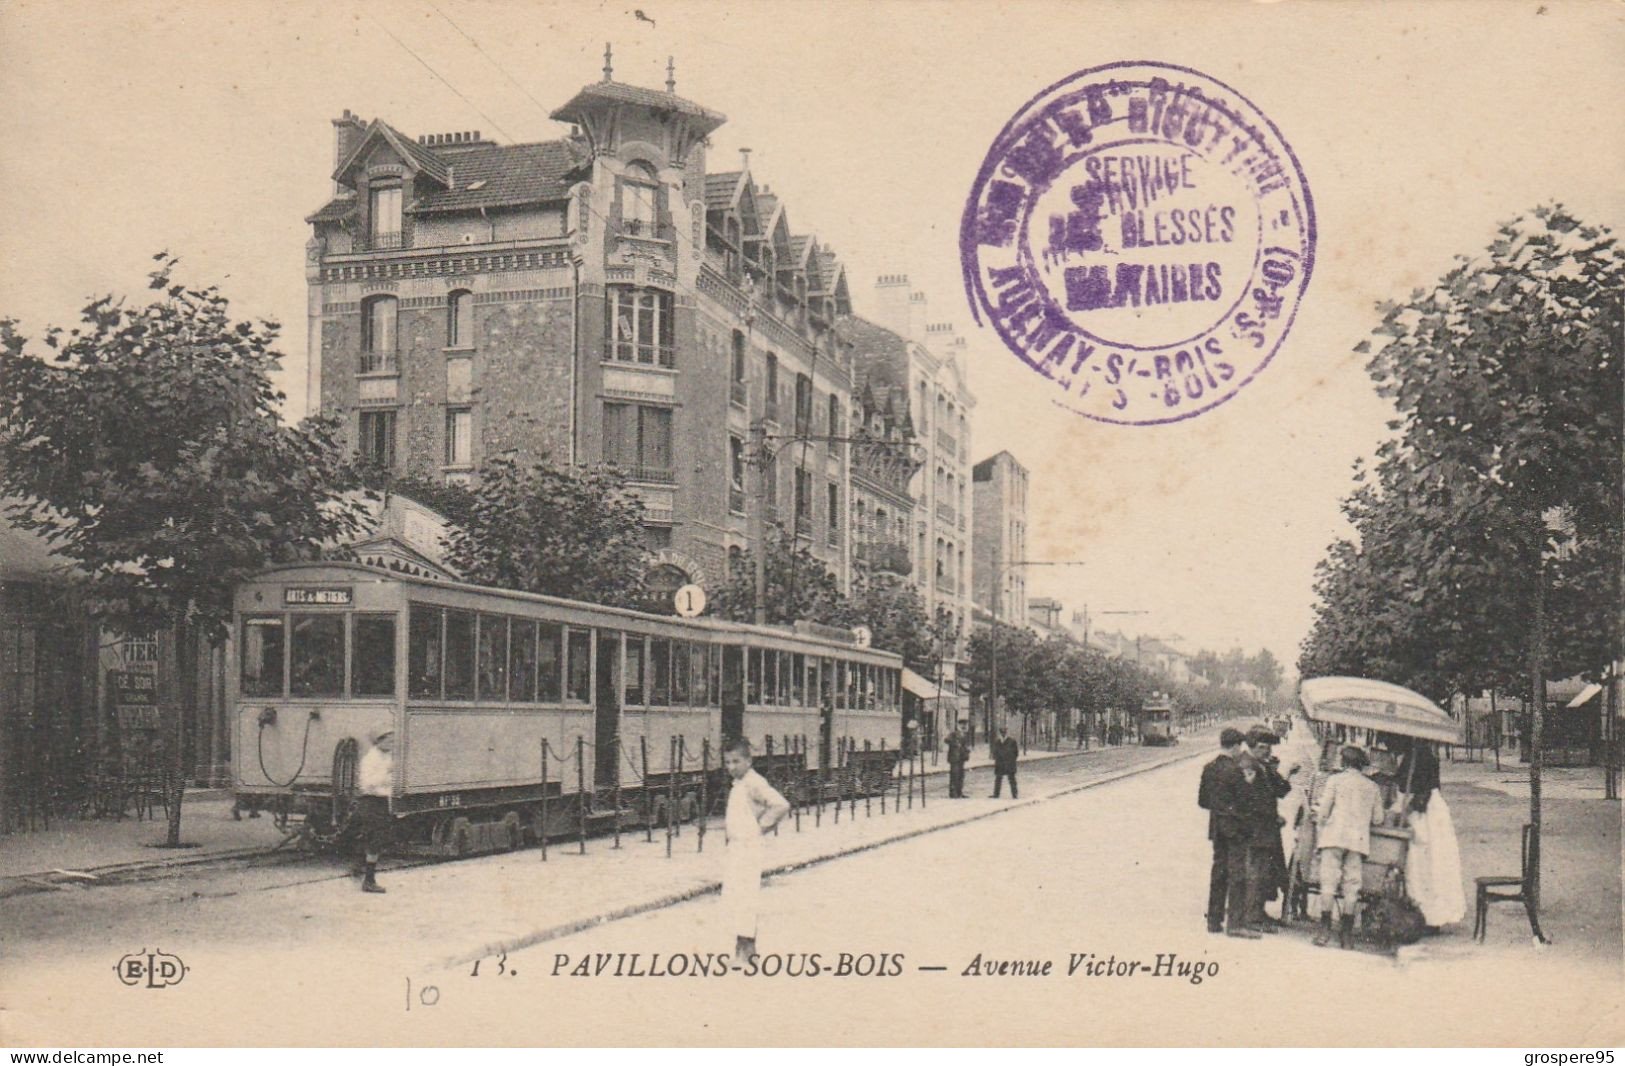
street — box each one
[4,736,1619,1046]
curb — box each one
[439,739,1213,970]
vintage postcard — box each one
[0,0,1620,1050]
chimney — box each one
[332,109,366,194]
[908,291,927,342]
[874,273,912,339]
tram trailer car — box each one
[232,564,905,855]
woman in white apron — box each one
[1395,739,1466,928]
[721,738,790,962]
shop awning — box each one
[901,667,941,699]
[1567,683,1603,709]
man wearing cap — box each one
[1244,726,1296,929]
[1311,744,1386,948]
[352,729,395,894]
[1197,728,1250,935]
[946,720,970,798]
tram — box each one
[1139,694,1179,746]
[232,563,904,853]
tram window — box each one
[240,616,285,697]
[791,653,805,705]
[762,649,778,706]
[444,610,476,700]
[865,665,876,710]
[625,636,645,706]
[709,645,722,705]
[566,628,592,702]
[820,658,834,708]
[747,648,761,704]
[537,623,562,702]
[689,644,707,707]
[289,614,345,697]
[835,661,847,710]
[477,614,509,702]
[408,605,443,699]
[650,639,671,706]
[509,619,537,702]
[352,615,397,697]
[846,661,858,710]
[806,657,819,708]
[777,651,792,705]
[672,640,690,704]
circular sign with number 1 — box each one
[673,584,707,618]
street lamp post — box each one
[988,557,1086,755]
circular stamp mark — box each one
[960,61,1315,425]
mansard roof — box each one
[549,79,726,134]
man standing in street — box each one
[1198,728,1248,935]
[721,737,790,964]
[1311,745,1386,949]
[353,729,395,895]
[1244,726,1296,928]
[991,724,1020,799]
[946,720,970,798]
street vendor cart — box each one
[1288,676,1464,949]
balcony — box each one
[764,398,781,424]
[729,485,746,514]
[958,513,967,533]
[936,501,955,524]
[730,380,747,407]
[794,513,812,538]
[355,231,404,252]
[937,571,956,594]
[936,428,956,453]
[855,540,911,577]
[623,464,675,485]
[358,349,397,375]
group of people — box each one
[1198,726,1297,938]
[944,720,1020,799]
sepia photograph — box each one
[0,0,1620,1050]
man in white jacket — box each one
[1311,745,1385,948]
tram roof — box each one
[243,561,903,662]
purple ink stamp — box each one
[961,61,1315,425]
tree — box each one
[0,255,367,845]
[847,574,938,667]
[445,456,651,607]
[709,531,853,628]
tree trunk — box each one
[165,616,195,847]
[1528,560,1547,910]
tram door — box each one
[720,644,745,742]
[594,633,620,789]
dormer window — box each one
[369,183,402,249]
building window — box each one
[793,467,812,537]
[603,402,674,483]
[444,407,472,466]
[794,374,812,435]
[360,295,397,373]
[762,451,778,517]
[369,183,402,247]
[730,331,747,406]
[729,435,746,514]
[447,289,473,348]
[359,409,396,469]
[827,482,840,538]
[826,391,839,436]
[764,354,779,421]
[607,286,675,367]
[620,162,658,235]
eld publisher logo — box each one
[115,950,188,989]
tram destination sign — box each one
[283,586,353,607]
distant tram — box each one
[1139,693,1179,746]
[233,563,904,853]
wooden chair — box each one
[1474,823,1549,943]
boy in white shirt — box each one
[721,737,790,963]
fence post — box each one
[894,737,903,813]
[848,739,858,820]
[792,735,803,832]
[879,739,888,816]
[699,738,709,853]
[675,737,686,839]
[612,734,622,850]
[666,736,676,858]
[642,736,652,844]
[833,738,842,824]
[919,746,926,808]
[907,742,914,810]
[864,740,873,817]
[540,739,549,862]
[576,735,586,856]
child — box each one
[1310,745,1385,948]
[720,737,790,963]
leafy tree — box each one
[847,574,939,667]
[445,456,651,607]
[0,254,367,844]
[709,531,854,628]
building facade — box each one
[305,68,857,599]
[971,449,1030,627]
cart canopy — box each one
[1298,676,1463,745]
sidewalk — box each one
[0,736,1114,887]
[0,791,292,885]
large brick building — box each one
[304,65,858,597]
[971,449,1030,627]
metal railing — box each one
[764,399,781,424]
[623,464,675,485]
[729,485,746,514]
[855,540,911,576]
[937,428,956,453]
[358,349,397,375]
[936,501,955,524]
[356,231,404,252]
[730,380,747,407]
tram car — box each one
[233,563,905,854]
[1139,694,1179,746]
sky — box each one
[2,0,1620,670]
